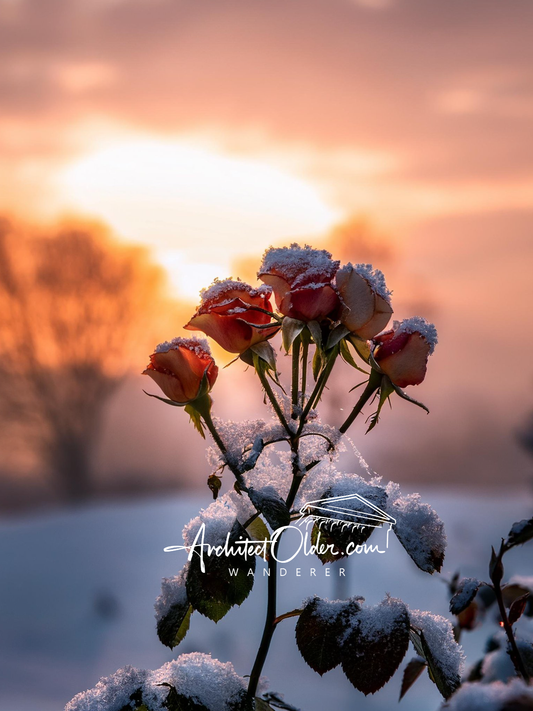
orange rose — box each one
[258,243,340,322]
[143,337,218,404]
[373,317,437,387]
[336,263,393,340]
[184,279,279,354]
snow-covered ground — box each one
[1,489,532,711]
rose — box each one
[258,243,340,322]
[184,279,279,354]
[373,317,437,387]
[336,263,393,340]
[143,336,218,404]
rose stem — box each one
[248,349,306,700]
[253,354,292,436]
[338,371,381,434]
[291,335,301,417]
[300,338,309,409]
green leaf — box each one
[507,516,533,548]
[509,592,530,626]
[339,338,368,374]
[254,700,274,711]
[312,347,323,381]
[184,403,206,438]
[326,324,350,350]
[366,375,394,432]
[391,383,429,414]
[245,516,270,548]
[143,390,183,407]
[409,624,461,699]
[341,597,410,695]
[157,603,193,650]
[296,596,361,675]
[250,341,277,370]
[281,317,306,352]
[399,657,427,701]
[347,334,371,363]
[307,320,323,350]
[248,488,291,530]
[185,519,256,622]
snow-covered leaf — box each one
[386,483,446,574]
[341,596,410,695]
[186,520,256,622]
[449,578,481,615]
[507,516,533,548]
[155,570,193,650]
[248,486,290,530]
[409,610,464,699]
[295,596,360,675]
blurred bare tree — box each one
[0,217,170,502]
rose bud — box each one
[184,279,279,354]
[373,317,438,388]
[336,263,393,340]
[143,336,218,404]
[258,243,340,322]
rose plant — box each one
[66,243,528,711]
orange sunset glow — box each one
[0,0,532,493]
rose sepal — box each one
[281,316,306,352]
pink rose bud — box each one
[184,279,279,354]
[373,317,437,387]
[336,263,393,340]
[258,243,340,322]
[143,337,218,404]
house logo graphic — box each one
[297,493,396,549]
[164,492,397,573]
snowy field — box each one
[1,489,532,711]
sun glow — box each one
[57,139,341,299]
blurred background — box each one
[1,0,532,709]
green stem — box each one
[491,546,530,682]
[338,371,381,434]
[291,336,301,417]
[296,349,338,436]
[247,540,278,699]
[254,354,292,435]
[301,338,309,409]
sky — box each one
[1,0,533,490]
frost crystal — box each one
[352,263,392,303]
[143,653,247,711]
[154,565,189,624]
[154,335,212,356]
[385,482,446,573]
[199,277,271,304]
[259,243,339,284]
[441,679,533,711]
[410,610,465,683]
[65,666,148,711]
[394,317,438,354]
